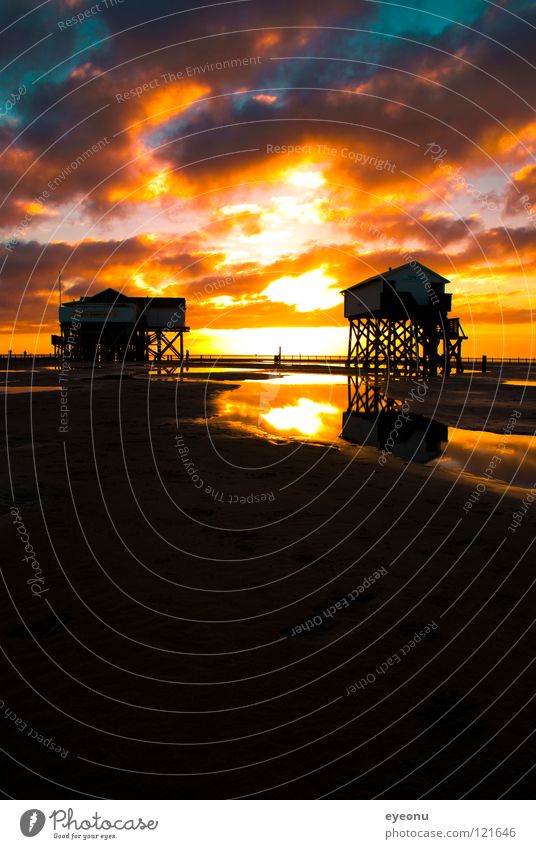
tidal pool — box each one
[215,373,535,490]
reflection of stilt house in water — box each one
[51,288,189,362]
[341,375,448,463]
[342,263,467,375]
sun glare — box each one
[262,266,341,312]
[285,168,326,189]
[147,170,169,197]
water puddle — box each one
[216,374,535,489]
[503,380,536,388]
[217,373,347,442]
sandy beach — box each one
[384,369,536,435]
[1,365,535,799]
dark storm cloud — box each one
[136,0,536,197]
[2,0,535,229]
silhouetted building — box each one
[342,263,467,375]
[51,288,189,362]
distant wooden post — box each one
[482,355,487,373]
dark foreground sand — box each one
[1,366,535,799]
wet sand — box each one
[1,367,535,799]
[384,367,536,434]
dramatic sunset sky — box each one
[1,0,535,355]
